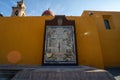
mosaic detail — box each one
[44,26,76,64]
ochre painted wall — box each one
[0,11,120,68]
[67,16,104,68]
[0,16,51,65]
[82,11,120,68]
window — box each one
[19,4,21,7]
[22,13,25,16]
[15,10,19,16]
[104,19,111,30]
[103,15,113,30]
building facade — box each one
[0,0,120,69]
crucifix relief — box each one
[43,15,77,65]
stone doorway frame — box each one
[43,15,78,66]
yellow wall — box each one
[82,11,120,68]
[0,16,51,65]
[0,11,120,68]
[93,11,120,67]
[67,16,104,68]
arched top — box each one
[42,9,54,16]
[45,15,75,26]
[15,10,19,16]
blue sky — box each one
[0,0,120,16]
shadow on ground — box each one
[106,68,120,80]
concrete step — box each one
[11,66,116,80]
